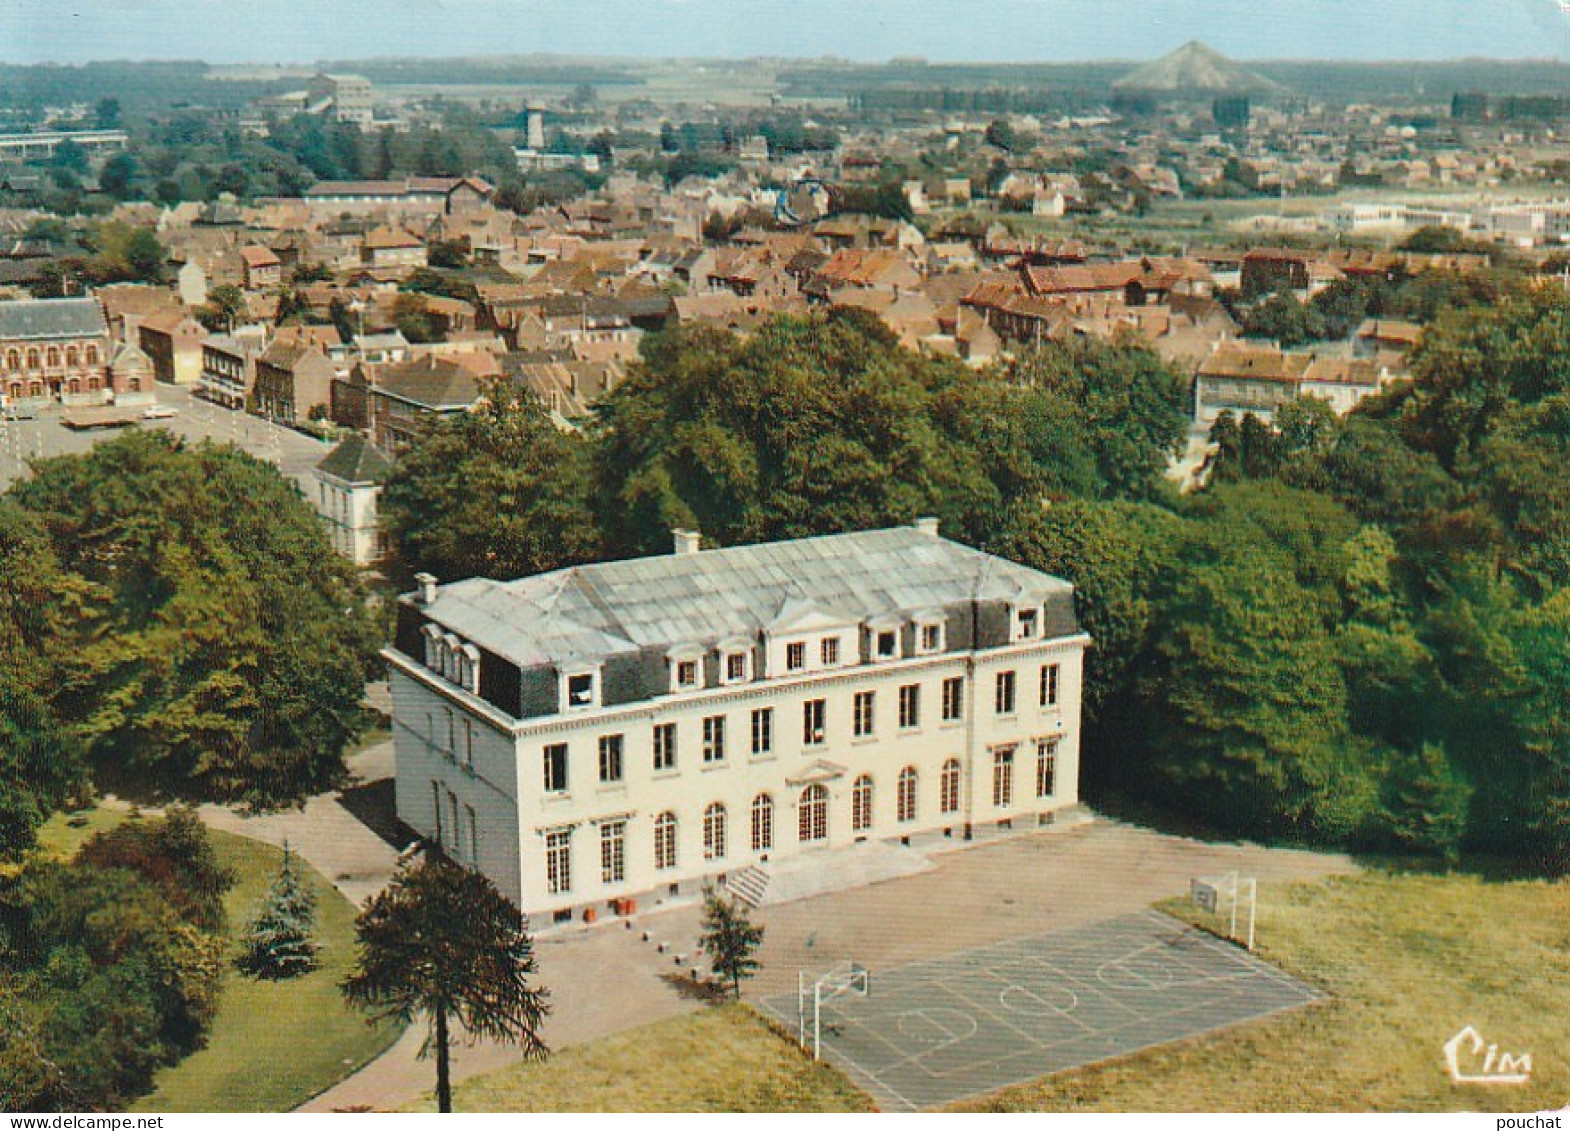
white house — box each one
[387,521,1090,924]
[312,435,393,567]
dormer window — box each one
[876,630,899,660]
[564,669,599,710]
[676,661,699,688]
[820,637,840,666]
[1015,606,1042,641]
[722,650,751,684]
[916,619,944,655]
[785,642,806,672]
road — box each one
[0,384,333,492]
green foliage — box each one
[995,499,1184,723]
[0,812,233,1111]
[75,805,235,933]
[1376,742,1471,860]
[381,382,602,583]
[1133,496,1369,838]
[697,888,765,1000]
[342,853,549,1113]
[195,284,246,333]
[7,431,379,808]
[236,844,318,980]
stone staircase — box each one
[724,864,771,908]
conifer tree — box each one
[237,843,319,980]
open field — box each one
[406,1004,872,1113]
[954,868,1570,1112]
[32,806,402,1113]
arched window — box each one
[703,802,727,861]
[7,382,20,399]
[67,378,80,395]
[940,758,961,815]
[126,377,140,392]
[27,381,42,397]
[654,811,677,870]
[85,345,98,365]
[4,350,17,371]
[65,346,77,367]
[851,774,873,833]
[26,349,39,369]
[45,348,59,368]
[897,766,918,823]
[799,783,828,843]
[86,376,100,391]
[750,793,773,852]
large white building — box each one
[387,522,1089,924]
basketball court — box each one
[760,910,1323,1111]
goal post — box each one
[797,960,870,1060]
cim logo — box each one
[1445,1026,1533,1085]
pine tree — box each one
[698,888,765,1001]
[237,843,319,980]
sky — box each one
[3,0,1570,65]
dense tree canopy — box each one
[6,431,380,807]
[381,382,602,584]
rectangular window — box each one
[543,743,568,793]
[462,719,474,767]
[853,690,875,738]
[876,629,898,659]
[996,670,1017,715]
[942,676,964,721]
[993,746,1016,808]
[821,637,840,666]
[431,780,444,842]
[598,734,624,784]
[1036,739,1058,799]
[751,708,773,755]
[803,699,826,746]
[1017,607,1040,639]
[1041,663,1060,708]
[898,684,921,729]
[785,641,806,672]
[920,623,942,653]
[726,652,748,682]
[653,723,677,772]
[545,829,572,894]
[465,804,478,864]
[600,820,626,884]
[703,715,726,763]
[566,671,596,708]
[675,660,698,688]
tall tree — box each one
[381,381,601,583]
[342,854,549,1113]
[697,888,764,1000]
[9,431,380,807]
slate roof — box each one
[316,434,395,485]
[0,297,108,341]
[373,354,483,409]
[415,525,1075,668]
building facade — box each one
[387,523,1089,922]
[312,434,393,567]
[0,297,115,409]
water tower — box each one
[525,101,547,150]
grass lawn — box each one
[32,805,401,1112]
[954,868,1570,1112]
[407,1005,874,1113]
[130,828,402,1112]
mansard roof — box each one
[411,524,1075,668]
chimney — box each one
[672,529,702,555]
[414,571,438,604]
[913,516,940,538]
